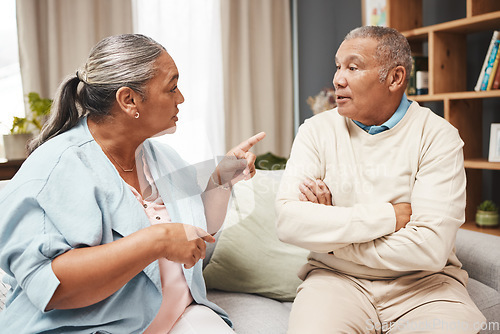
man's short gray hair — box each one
[345,26,412,83]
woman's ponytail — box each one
[28,75,81,153]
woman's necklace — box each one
[88,125,135,173]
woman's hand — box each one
[299,179,332,205]
[156,223,215,269]
[48,223,214,310]
[214,132,266,187]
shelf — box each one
[464,159,500,170]
[402,11,500,40]
[390,0,500,236]
[409,90,500,102]
[461,220,500,236]
[0,159,24,180]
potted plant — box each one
[2,92,52,160]
[475,200,499,227]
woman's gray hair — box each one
[29,34,166,153]
[344,26,412,83]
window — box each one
[0,0,25,135]
[133,0,225,165]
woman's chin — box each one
[151,126,177,137]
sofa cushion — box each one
[466,278,500,334]
[203,170,309,302]
[207,289,292,334]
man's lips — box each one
[336,95,350,102]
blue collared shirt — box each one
[353,93,411,134]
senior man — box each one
[276,26,485,334]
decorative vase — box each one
[2,133,33,160]
[475,210,499,227]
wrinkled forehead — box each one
[335,38,378,63]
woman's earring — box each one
[135,112,140,119]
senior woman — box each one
[0,34,265,333]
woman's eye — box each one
[349,66,357,71]
[170,85,178,93]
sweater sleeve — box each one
[333,126,466,272]
[275,117,396,253]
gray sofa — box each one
[202,170,500,334]
[1,173,500,333]
[205,229,500,334]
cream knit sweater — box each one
[276,102,468,283]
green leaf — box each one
[4,92,52,134]
[10,116,29,134]
[478,200,498,212]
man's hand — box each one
[393,203,412,231]
[299,179,332,205]
[299,179,411,232]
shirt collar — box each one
[353,93,411,135]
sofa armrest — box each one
[455,228,500,293]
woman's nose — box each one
[177,88,185,104]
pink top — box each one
[129,158,193,333]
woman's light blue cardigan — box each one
[0,117,229,333]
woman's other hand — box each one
[299,179,332,206]
[214,132,266,186]
[48,223,215,310]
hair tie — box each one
[76,68,88,83]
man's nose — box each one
[333,71,346,89]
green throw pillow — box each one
[203,170,309,301]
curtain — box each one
[16,0,293,159]
[221,0,293,158]
[133,0,226,164]
[16,0,133,100]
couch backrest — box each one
[455,228,500,292]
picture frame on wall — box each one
[488,123,500,162]
[362,0,387,26]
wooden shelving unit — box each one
[386,0,500,235]
[0,159,24,181]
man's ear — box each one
[115,87,140,118]
[388,65,407,92]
